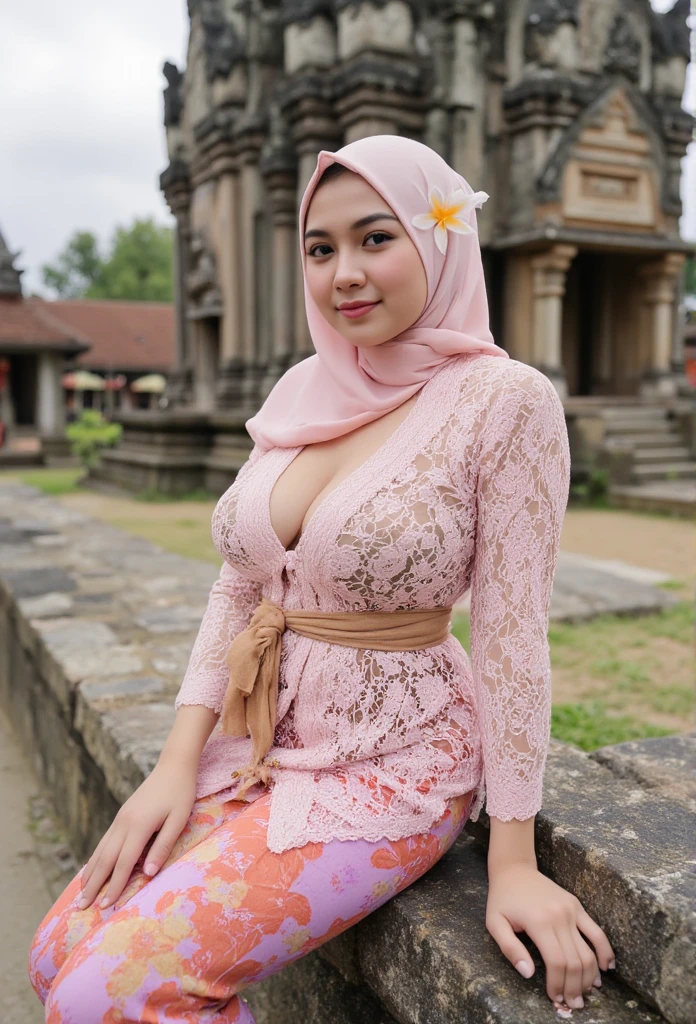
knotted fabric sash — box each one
[221,597,454,799]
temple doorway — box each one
[562,250,647,398]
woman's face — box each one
[303,171,428,348]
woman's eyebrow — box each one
[304,212,399,240]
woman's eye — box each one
[307,244,333,258]
[365,232,392,246]
[307,243,333,258]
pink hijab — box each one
[245,134,509,450]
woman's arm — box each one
[157,705,220,769]
[469,368,570,824]
[175,446,264,714]
[468,368,614,1009]
[487,815,536,872]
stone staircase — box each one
[601,405,695,485]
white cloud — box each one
[1,1,188,295]
[1,1,693,297]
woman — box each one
[28,135,615,1021]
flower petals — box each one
[433,222,449,254]
[447,218,475,235]
[411,184,488,253]
[411,212,437,229]
[469,190,489,209]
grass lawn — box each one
[452,599,693,751]
[3,466,86,495]
[3,466,694,750]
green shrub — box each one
[569,459,610,508]
[66,410,122,469]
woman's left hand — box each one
[485,863,616,1011]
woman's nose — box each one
[333,254,366,289]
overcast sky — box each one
[1,0,693,297]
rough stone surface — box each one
[244,953,398,1024]
[590,734,696,814]
[531,740,696,1024]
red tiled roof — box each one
[0,296,88,352]
[48,299,175,371]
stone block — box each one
[75,696,177,805]
[526,741,695,1024]
[316,834,666,1024]
[244,952,398,1024]
[590,733,696,815]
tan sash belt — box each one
[221,597,454,798]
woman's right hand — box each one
[78,759,197,911]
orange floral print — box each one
[29,787,472,1023]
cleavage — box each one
[268,393,421,553]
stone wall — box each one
[1,481,693,1024]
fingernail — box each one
[77,897,88,910]
[144,862,158,876]
[99,897,109,908]
[593,975,602,987]
[515,960,533,978]
[569,996,584,1009]
[608,958,616,970]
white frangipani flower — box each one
[411,187,489,254]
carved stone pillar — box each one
[193,318,220,411]
[638,253,686,399]
[235,121,267,409]
[448,13,484,185]
[161,160,193,406]
[280,5,341,366]
[259,107,298,400]
[333,1,423,142]
[215,169,247,410]
[530,244,577,398]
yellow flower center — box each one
[431,196,463,228]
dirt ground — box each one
[560,507,693,592]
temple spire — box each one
[0,225,23,298]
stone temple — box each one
[98,0,695,497]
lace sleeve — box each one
[174,446,264,713]
[468,369,571,821]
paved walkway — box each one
[454,548,679,620]
[0,708,76,1023]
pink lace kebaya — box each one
[175,351,571,854]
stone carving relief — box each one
[559,90,657,228]
[525,0,579,65]
[651,0,690,62]
[602,12,641,83]
[186,230,224,315]
[527,0,579,33]
[281,0,333,25]
[163,62,185,127]
[189,0,246,81]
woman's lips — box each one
[338,301,380,319]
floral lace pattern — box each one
[174,353,571,853]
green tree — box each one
[41,218,173,302]
[41,231,104,298]
[88,219,173,302]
